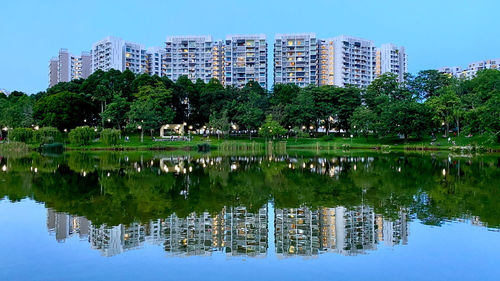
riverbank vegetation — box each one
[1,68,499,150]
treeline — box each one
[1,68,499,141]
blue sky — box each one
[0,0,498,94]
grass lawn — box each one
[9,132,497,152]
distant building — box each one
[146,47,166,77]
[274,33,318,87]
[48,49,92,88]
[376,43,407,82]
[437,66,464,78]
[91,36,146,74]
[328,35,377,88]
[164,35,215,83]
[0,88,10,96]
[438,58,500,79]
[224,34,268,88]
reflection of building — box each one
[276,206,409,257]
[163,212,223,256]
[47,203,407,258]
[224,206,268,257]
[46,209,90,242]
[275,207,320,257]
[89,223,146,257]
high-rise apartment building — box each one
[91,36,146,74]
[223,34,268,88]
[164,36,215,83]
[91,36,126,72]
[438,58,499,79]
[376,43,407,82]
[274,33,318,87]
[48,49,92,88]
[465,59,499,79]
[327,35,377,88]
[124,41,146,74]
[146,47,166,77]
[437,66,463,78]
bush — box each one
[321,134,335,141]
[34,127,61,144]
[8,128,33,143]
[100,129,121,146]
[68,126,96,146]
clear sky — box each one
[0,0,498,94]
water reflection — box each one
[1,151,499,259]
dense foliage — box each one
[100,129,121,146]
[0,152,498,228]
[68,126,96,146]
[2,68,499,142]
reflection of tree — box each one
[0,152,499,228]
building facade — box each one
[48,49,92,88]
[91,36,146,74]
[91,36,126,72]
[164,36,215,83]
[376,43,407,82]
[223,34,268,88]
[146,47,166,76]
[274,33,318,87]
[328,35,377,88]
[438,58,500,79]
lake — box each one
[0,151,499,281]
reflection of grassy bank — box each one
[0,142,31,158]
[1,151,499,228]
[9,133,500,152]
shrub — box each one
[8,128,33,143]
[321,134,335,141]
[341,144,351,150]
[68,126,95,146]
[101,129,121,146]
[34,127,61,144]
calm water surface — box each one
[0,151,499,281]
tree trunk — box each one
[141,130,144,143]
[249,130,252,140]
[446,123,449,137]
[456,119,460,136]
[101,102,104,127]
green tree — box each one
[350,106,377,140]
[33,91,92,131]
[0,91,34,129]
[208,110,230,139]
[127,83,175,142]
[259,115,287,139]
[426,86,462,137]
[101,94,130,130]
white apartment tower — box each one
[124,41,146,74]
[274,33,318,87]
[92,36,126,72]
[146,47,166,77]
[465,59,500,79]
[438,58,499,79]
[328,35,377,88]
[48,49,92,88]
[223,34,268,88]
[437,66,463,78]
[376,43,407,82]
[164,36,215,83]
